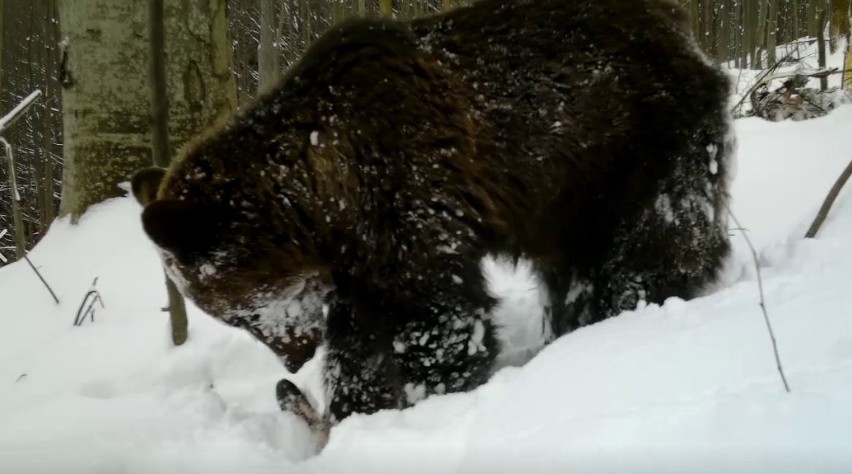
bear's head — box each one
[130,167,330,364]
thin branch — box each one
[23,255,60,304]
[0,90,42,133]
[74,289,104,326]
[74,278,104,326]
[726,205,790,393]
[805,159,852,238]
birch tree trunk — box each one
[57,2,151,221]
[58,0,236,221]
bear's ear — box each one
[131,167,167,205]
[141,199,220,263]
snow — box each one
[3,115,852,472]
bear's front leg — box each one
[276,379,329,448]
[322,299,402,423]
[322,256,500,424]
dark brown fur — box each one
[131,167,166,206]
[133,0,733,438]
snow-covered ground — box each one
[2,111,852,472]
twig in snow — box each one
[805,159,852,238]
[23,254,60,304]
[726,205,790,393]
[73,277,105,326]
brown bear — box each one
[132,0,733,443]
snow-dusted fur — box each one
[132,0,733,434]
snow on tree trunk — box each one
[58,0,236,222]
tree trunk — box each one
[716,0,730,63]
[150,0,188,346]
[39,0,57,230]
[808,0,818,37]
[830,0,851,51]
[818,7,829,90]
[755,0,769,67]
[160,0,235,341]
[844,43,852,89]
[259,0,281,92]
[688,0,699,43]
[58,0,236,221]
[161,0,237,146]
[380,0,393,17]
[702,0,714,56]
[767,0,780,64]
[793,0,800,40]
[745,0,757,68]
[57,1,152,221]
[301,0,312,49]
[0,0,4,89]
